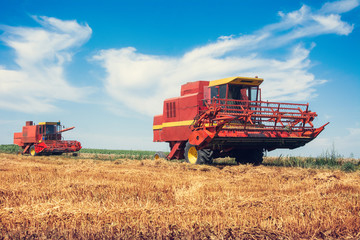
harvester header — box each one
[153,76,328,165]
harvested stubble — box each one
[0,153,360,239]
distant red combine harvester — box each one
[153,76,329,165]
[14,121,82,156]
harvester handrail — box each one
[203,98,317,133]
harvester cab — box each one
[38,122,61,141]
[205,76,262,102]
[153,76,329,165]
[14,121,81,156]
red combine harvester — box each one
[14,121,82,156]
[153,76,329,164]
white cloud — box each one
[94,0,358,116]
[320,0,359,14]
[0,16,92,113]
[313,14,354,35]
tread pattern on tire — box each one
[185,142,213,164]
[199,149,214,164]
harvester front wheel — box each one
[184,142,213,164]
[154,151,166,160]
[29,145,37,156]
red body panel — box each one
[154,81,210,143]
[13,125,39,146]
[153,115,163,142]
[161,126,192,142]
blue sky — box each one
[0,0,360,157]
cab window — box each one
[210,85,226,99]
[228,85,242,100]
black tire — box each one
[184,141,213,164]
[233,149,263,165]
[233,150,245,164]
[251,150,264,166]
[29,145,37,156]
[200,149,214,164]
[154,151,166,160]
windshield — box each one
[209,84,259,101]
[38,124,60,140]
[47,125,58,134]
[227,85,240,100]
[228,85,258,101]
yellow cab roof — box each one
[209,76,264,87]
[38,122,60,125]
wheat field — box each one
[0,153,359,239]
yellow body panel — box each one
[153,120,253,130]
[153,125,163,130]
[209,76,263,87]
[153,120,194,130]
